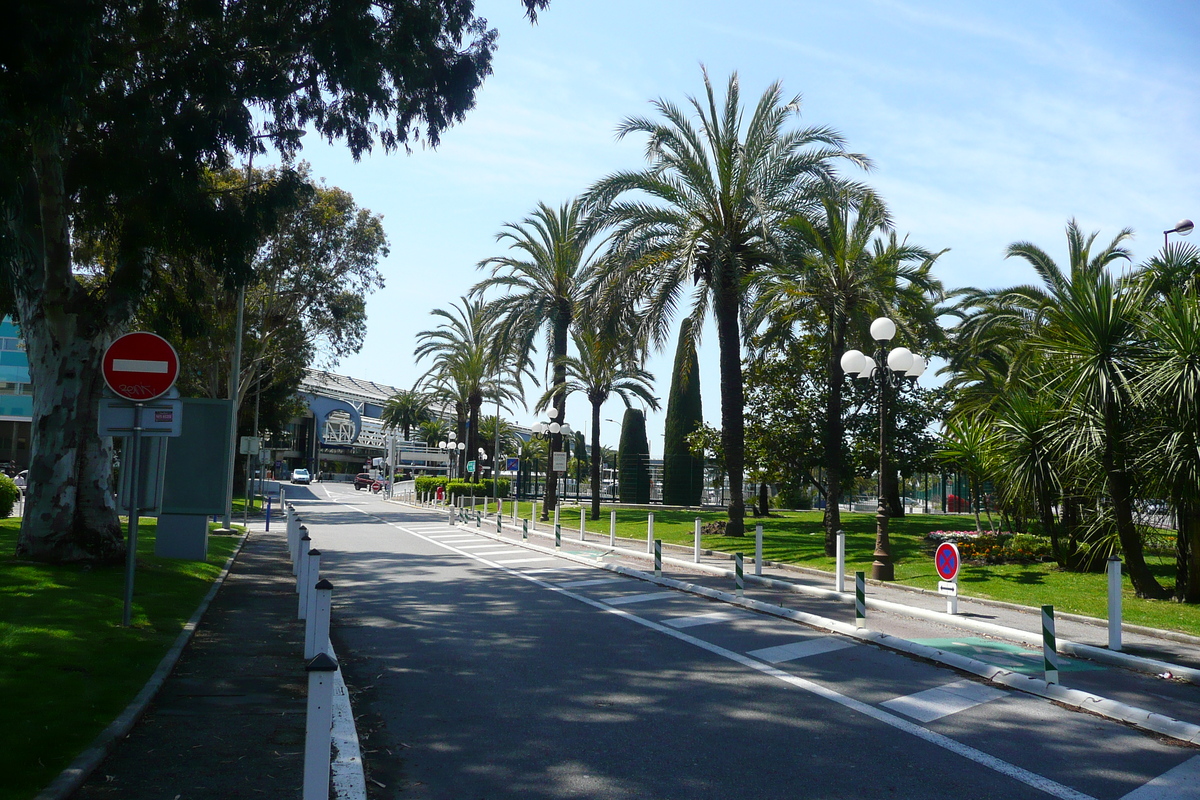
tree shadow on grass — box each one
[960,567,1047,586]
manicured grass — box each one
[492,501,1200,637]
[0,518,240,800]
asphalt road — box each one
[288,483,1200,800]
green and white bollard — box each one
[555,523,561,548]
[522,519,528,540]
[497,514,502,535]
[1043,605,1059,684]
[855,571,866,628]
[654,539,662,577]
[734,553,745,597]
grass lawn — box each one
[0,517,241,800]
[492,500,1200,638]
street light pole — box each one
[841,316,927,581]
[1163,219,1194,250]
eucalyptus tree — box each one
[586,69,868,536]
[2,0,548,562]
[475,199,609,517]
[381,392,432,441]
[748,184,943,553]
[537,326,659,519]
[414,298,528,482]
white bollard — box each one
[755,524,763,577]
[532,498,538,531]
[694,518,702,563]
[554,504,560,533]
[484,496,489,517]
[1108,556,1123,651]
[294,530,310,584]
[512,497,518,522]
[303,652,338,800]
[299,549,319,620]
[580,508,586,541]
[610,510,616,546]
[836,531,845,593]
[305,578,333,659]
[647,513,654,554]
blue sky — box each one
[286,0,1199,454]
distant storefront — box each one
[0,317,32,473]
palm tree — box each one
[381,391,431,441]
[414,297,528,482]
[476,198,608,518]
[416,419,450,448]
[935,414,993,533]
[477,414,523,468]
[538,325,659,519]
[586,69,868,536]
[748,184,943,553]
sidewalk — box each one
[63,520,307,800]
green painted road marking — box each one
[912,637,1103,675]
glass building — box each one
[0,317,32,472]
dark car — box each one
[354,473,373,490]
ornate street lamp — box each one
[841,316,926,581]
[531,407,572,519]
[1164,219,1194,250]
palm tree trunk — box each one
[822,323,846,555]
[1104,405,1167,598]
[714,277,746,537]
[1179,501,1200,604]
[590,400,602,520]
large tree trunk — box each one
[822,321,846,555]
[714,276,745,537]
[1179,502,1200,604]
[1103,405,1167,598]
[14,289,124,562]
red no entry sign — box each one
[102,332,179,401]
[935,542,961,582]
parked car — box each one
[291,468,311,485]
[354,473,373,490]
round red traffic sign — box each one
[102,332,180,401]
[935,542,960,582]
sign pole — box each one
[122,403,144,627]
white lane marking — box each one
[663,610,747,629]
[468,550,520,556]
[1120,756,1200,800]
[605,591,678,606]
[881,680,1007,723]
[748,638,855,664]
[457,544,513,550]
[333,504,1096,800]
[112,358,168,373]
[558,577,631,589]
[524,566,590,574]
[493,557,559,565]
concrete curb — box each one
[33,530,250,800]
[331,645,367,800]
[415,506,1200,747]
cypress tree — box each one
[618,408,651,504]
[662,319,705,505]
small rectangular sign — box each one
[505,457,520,471]
[552,452,568,472]
[98,398,183,437]
[938,580,958,597]
[466,460,476,473]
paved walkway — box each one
[67,521,307,800]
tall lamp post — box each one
[439,431,466,481]
[840,316,927,581]
[1164,219,1194,250]
[531,408,572,519]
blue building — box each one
[0,317,32,471]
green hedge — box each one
[413,476,510,499]
[0,474,16,518]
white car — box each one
[291,468,311,485]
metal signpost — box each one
[101,332,182,627]
[935,541,960,615]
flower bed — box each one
[924,530,1054,564]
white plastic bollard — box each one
[610,510,616,546]
[299,549,319,620]
[303,652,338,800]
[1108,556,1123,651]
[295,530,310,584]
[647,513,654,554]
[305,578,333,659]
[532,498,538,531]
[580,508,586,541]
[835,531,845,593]
[755,524,763,577]
[694,518,702,563]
